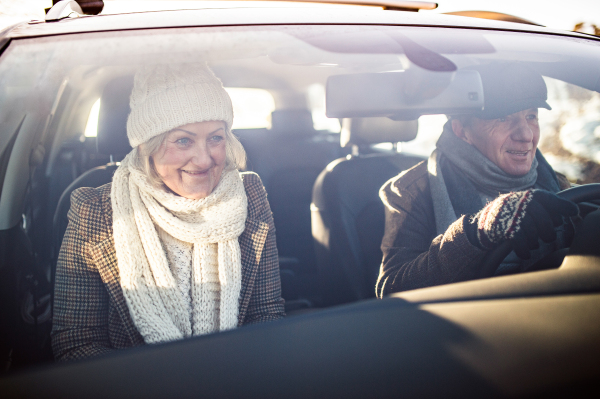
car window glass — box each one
[0,25,599,183]
[226,88,276,129]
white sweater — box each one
[157,226,221,333]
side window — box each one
[308,83,341,133]
[539,77,600,184]
[225,88,275,129]
[400,114,447,156]
[84,88,277,134]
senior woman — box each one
[51,64,284,361]
[376,63,579,297]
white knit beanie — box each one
[127,63,233,148]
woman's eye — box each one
[175,137,193,146]
[498,117,507,122]
[209,135,224,144]
[526,113,538,121]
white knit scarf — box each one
[111,152,248,344]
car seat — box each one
[239,109,341,299]
[52,75,133,271]
[311,117,424,306]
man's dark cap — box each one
[468,63,551,119]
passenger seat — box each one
[52,75,133,267]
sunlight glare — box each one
[84,98,101,137]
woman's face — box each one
[152,121,227,199]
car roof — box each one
[3,2,597,42]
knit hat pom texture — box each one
[127,64,233,148]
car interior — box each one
[1,23,600,374]
[48,72,430,312]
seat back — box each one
[241,109,341,279]
[311,118,423,306]
[96,75,134,158]
[52,75,134,262]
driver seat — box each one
[311,117,423,306]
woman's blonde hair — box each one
[130,126,247,189]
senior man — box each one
[376,63,578,297]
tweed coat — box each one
[52,172,285,361]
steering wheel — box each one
[478,183,600,278]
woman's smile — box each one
[152,120,228,199]
[181,168,210,176]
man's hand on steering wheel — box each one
[464,189,579,259]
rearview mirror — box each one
[326,69,484,120]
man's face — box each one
[452,108,540,176]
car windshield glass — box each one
[1,25,599,183]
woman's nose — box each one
[191,144,213,168]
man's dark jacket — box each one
[376,161,571,298]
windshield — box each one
[3,20,600,374]
[1,25,599,184]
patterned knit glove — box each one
[465,189,579,259]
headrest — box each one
[340,117,418,147]
[270,109,315,137]
[96,75,134,156]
